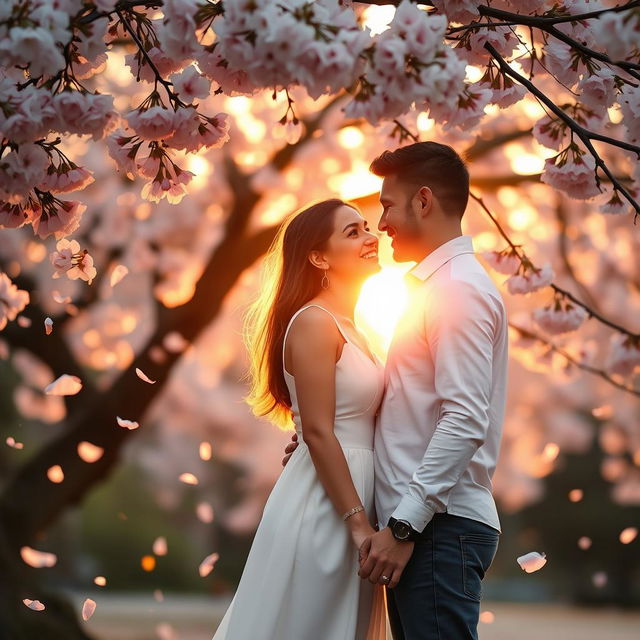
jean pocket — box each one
[459,533,499,602]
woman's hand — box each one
[281,432,298,467]
[347,512,376,558]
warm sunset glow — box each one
[361,4,395,35]
[337,126,364,149]
[356,265,411,356]
[329,162,383,201]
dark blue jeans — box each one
[386,513,499,640]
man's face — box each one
[377,175,422,263]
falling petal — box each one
[196,502,214,523]
[156,622,176,640]
[23,599,45,611]
[135,367,156,384]
[199,552,220,577]
[141,555,156,572]
[592,404,613,420]
[154,589,164,603]
[20,547,57,568]
[45,374,82,396]
[199,441,212,461]
[47,465,64,483]
[82,598,96,621]
[479,611,495,624]
[592,571,607,588]
[94,576,107,586]
[620,527,638,544]
[153,536,168,556]
[52,291,72,304]
[78,441,104,463]
[568,489,583,502]
[110,264,129,287]
[179,473,198,485]
[578,536,592,550]
[116,416,139,430]
[44,317,53,335]
[6,436,24,449]
[517,551,547,573]
[17,316,31,328]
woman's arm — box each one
[287,308,375,550]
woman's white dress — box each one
[212,304,389,640]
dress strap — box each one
[282,304,350,375]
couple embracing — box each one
[212,142,508,640]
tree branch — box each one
[510,322,640,398]
[485,42,640,219]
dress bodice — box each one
[282,305,385,450]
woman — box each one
[212,199,389,639]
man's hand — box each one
[281,432,299,467]
[358,527,414,589]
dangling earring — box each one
[321,270,329,290]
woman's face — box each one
[318,205,380,281]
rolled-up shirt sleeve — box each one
[390,281,498,532]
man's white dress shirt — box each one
[374,235,508,533]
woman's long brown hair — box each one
[244,199,351,428]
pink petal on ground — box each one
[44,317,53,335]
[6,436,24,449]
[135,367,156,384]
[199,441,212,461]
[23,599,45,611]
[517,551,547,573]
[77,441,104,463]
[94,576,107,586]
[20,546,57,568]
[116,416,139,430]
[44,374,82,396]
[199,552,220,577]
[179,473,198,485]
[47,465,64,483]
[153,536,168,556]
[110,264,129,287]
[82,598,96,621]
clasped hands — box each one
[282,433,413,589]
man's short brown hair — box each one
[370,142,469,218]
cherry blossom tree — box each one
[1,0,639,635]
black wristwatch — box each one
[388,517,420,542]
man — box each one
[284,142,508,640]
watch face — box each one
[394,521,411,539]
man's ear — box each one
[416,186,433,218]
[308,250,329,270]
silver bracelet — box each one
[342,505,365,521]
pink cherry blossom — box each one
[506,264,555,295]
[50,238,80,276]
[532,114,568,151]
[32,199,86,240]
[606,334,640,376]
[127,106,176,141]
[533,300,588,335]
[38,165,94,194]
[0,201,32,229]
[170,66,211,103]
[67,250,97,284]
[578,68,617,114]
[541,149,601,200]
[481,249,521,275]
[432,0,482,22]
[619,85,640,144]
[0,273,30,331]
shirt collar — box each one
[408,235,475,283]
